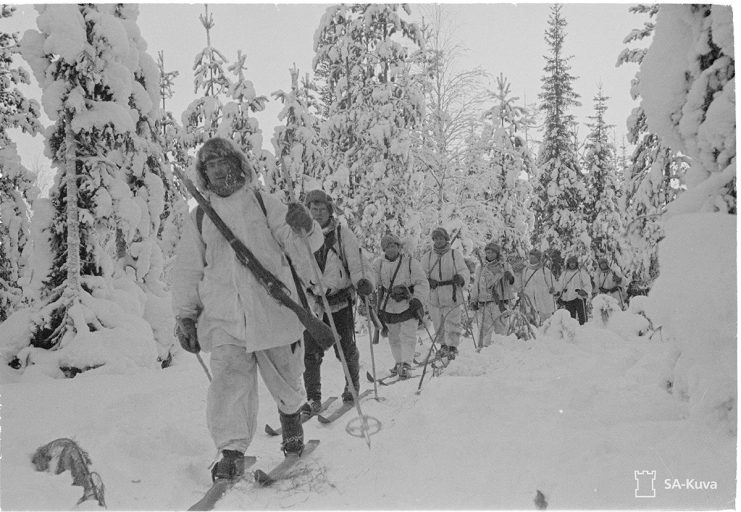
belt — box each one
[378,308,417,324]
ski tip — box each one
[365,371,375,383]
[254,469,273,487]
[316,414,331,424]
[264,424,279,436]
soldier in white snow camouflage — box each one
[172,137,323,481]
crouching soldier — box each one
[172,137,323,481]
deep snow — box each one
[0,319,735,511]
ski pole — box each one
[300,235,375,448]
[358,248,379,401]
[460,295,479,351]
[416,305,455,394]
[195,352,212,381]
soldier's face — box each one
[205,157,246,197]
[432,234,448,249]
[485,248,499,261]
[599,261,609,271]
[309,202,331,227]
[529,252,540,264]
[384,243,400,260]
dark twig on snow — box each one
[31,438,106,508]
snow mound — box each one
[540,309,579,342]
[647,213,736,431]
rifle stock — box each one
[173,167,335,348]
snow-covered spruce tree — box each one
[412,6,488,243]
[617,4,687,294]
[640,4,734,215]
[313,4,424,249]
[532,4,589,260]
[155,50,189,276]
[2,4,168,376]
[271,65,327,201]
[640,4,735,432]
[181,7,271,185]
[179,6,231,152]
[457,119,501,254]
[220,49,272,186]
[480,73,535,258]
[0,5,43,321]
[582,86,625,270]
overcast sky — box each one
[7,2,645,174]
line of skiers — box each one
[171,137,627,485]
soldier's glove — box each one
[428,278,439,290]
[356,278,373,297]
[576,289,588,298]
[452,274,466,287]
[390,285,411,301]
[599,287,607,293]
[469,300,480,311]
[175,317,200,354]
[408,298,424,319]
[285,202,313,234]
[504,271,515,285]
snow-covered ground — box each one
[0,319,734,511]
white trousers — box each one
[429,304,462,347]
[475,302,502,346]
[386,318,418,365]
[207,332,305,452]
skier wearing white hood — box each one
[555,255,592,325]
[172,137,323,482]
[520,248,558,324]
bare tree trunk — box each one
[64,131,82,301]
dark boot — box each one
[303,344,324,403]
[211,449,245,481]
[300,399,322,415]
[279,409,304,456]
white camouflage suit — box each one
[471,259,516,342]
[374,254,429,366]
[593,266,625,306]
[520,263,558,323]
[172,185,323,453]
[420,248,470,349]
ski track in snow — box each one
[0,323,735,510]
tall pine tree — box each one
[533,4,589,261]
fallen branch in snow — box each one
[31,437,106,508]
